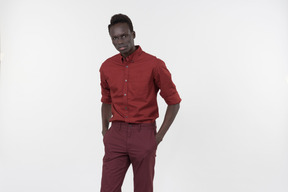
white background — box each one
[1,0,288,191]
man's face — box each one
[109,23,136,57]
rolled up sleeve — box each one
[100,68,112,104]
[154,60,182,105]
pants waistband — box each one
[112,121,156,128]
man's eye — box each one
[122,35,127,38]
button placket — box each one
[123,64,129,119]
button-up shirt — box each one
[100,46,181,123]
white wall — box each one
[0,0,288,192]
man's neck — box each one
[122,46,137,58]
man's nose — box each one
[116,38,124,44]
[116,37,124,44]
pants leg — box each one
[100,122,157,192]
[128,124,157,192]
[100,124,130,192]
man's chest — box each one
[105,64,156,94]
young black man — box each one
[100,14,181,192]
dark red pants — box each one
[101,121,157,192]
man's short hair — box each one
[108,14,134,32]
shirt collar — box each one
[120,45,143,63]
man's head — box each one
[108,14,136,58]
[108,14,134,32]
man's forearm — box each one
[156,103,180,144]
[101,103,112,136]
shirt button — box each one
[126,66,128,68]
[125,79,127,82]
[124,93,127,96]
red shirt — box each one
[100,46,181,123]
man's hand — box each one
[155,133,163,145]
[156,103,180,146]
[102,129,108,137]
[101,103,112,137]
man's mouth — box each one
[118,46,127,51]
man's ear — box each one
[132,31,136,39]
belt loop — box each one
[138,124,142,132]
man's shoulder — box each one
[100,53,121,70]
[103,53,121,64]
[140,50,164,64]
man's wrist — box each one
[102,127,108,136]
[156,132,164,142]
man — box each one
[100,14,181,192]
